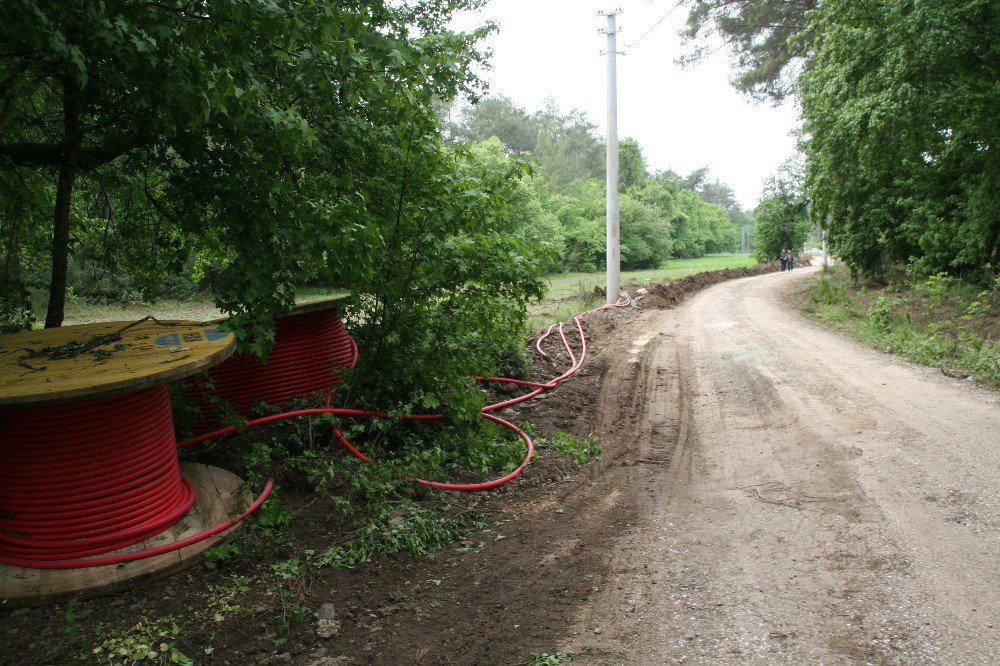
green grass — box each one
[797,266,1000,388]
[56,256,754,332]
[57,288,350,327]
[542,254,756,300]
[526,254,758,332]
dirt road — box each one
[562,266,1000,664]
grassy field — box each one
[527,254,758,332]
[542,254,757,300]
[55,255,756,329]
[58,288,350,326]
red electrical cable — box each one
[187,309,357,425]
[327,296,630,489]
[179,296,631,492]
[0,385,273,570]
[0,295,626,576]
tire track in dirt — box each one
[562,267,1000,665]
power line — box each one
[625,1,684,48]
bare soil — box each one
[4,263,999,665]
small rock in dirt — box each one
[307,658,356,666]
[203,560,218,571]
[265,654,292,665]
[376,604,400,616]
[387,512,406,529]
[315,603,337,621]
[593,627,603,635]
[316,619,342,640]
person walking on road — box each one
[787,250,795,271]
[780,249,788,271]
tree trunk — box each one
[44,83,82,328]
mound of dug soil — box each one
[636,261,784,309]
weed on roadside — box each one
[90,616,191,666]
[314,499,475,569]
[27,598,89,663]
[526,652,575,666]
[542,431,601,464]
[798,266,1000,387]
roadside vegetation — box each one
[9,0,996,660]
[687,0,998,286]
[798,266,1000,389]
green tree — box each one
[633,173,739,258]
[465,137,563,271]
[752,159,810,262]
[801,0,1000,282]
[0,168,50,331]
[341,134,549,416]
[703,205,740,254]
[690,175,750,246]
[680,0,817,103]
[553,179,673,271]
[679,166,710,193]
[0,0,494,338]
[532,102,605,191]
[697,179,739,211]
[619,195,672,269]
[0,0,560,426]
[549,181,604,272]
[618,138,647,191]
[448,96,539,154]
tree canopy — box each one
[0,0,567,420]
[680,0,816,103]
[752,159,810,263]
[0,0,491,336]
[691,0,999,284]
[800,0,999,282]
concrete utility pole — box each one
[741,225,753,254]
[599,9,621,305]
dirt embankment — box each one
[635,261,783,309]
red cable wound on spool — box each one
[185,309,357,425]
[0,384,273,569]
[0,387,192,566]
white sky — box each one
[452,0,802,209]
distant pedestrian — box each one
[787,250,795,270]
[779,249,788,271]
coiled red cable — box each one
[0,385,271,569]
[187,309,357,423]
[0,298,623,570]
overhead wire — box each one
[625,2,685,49]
